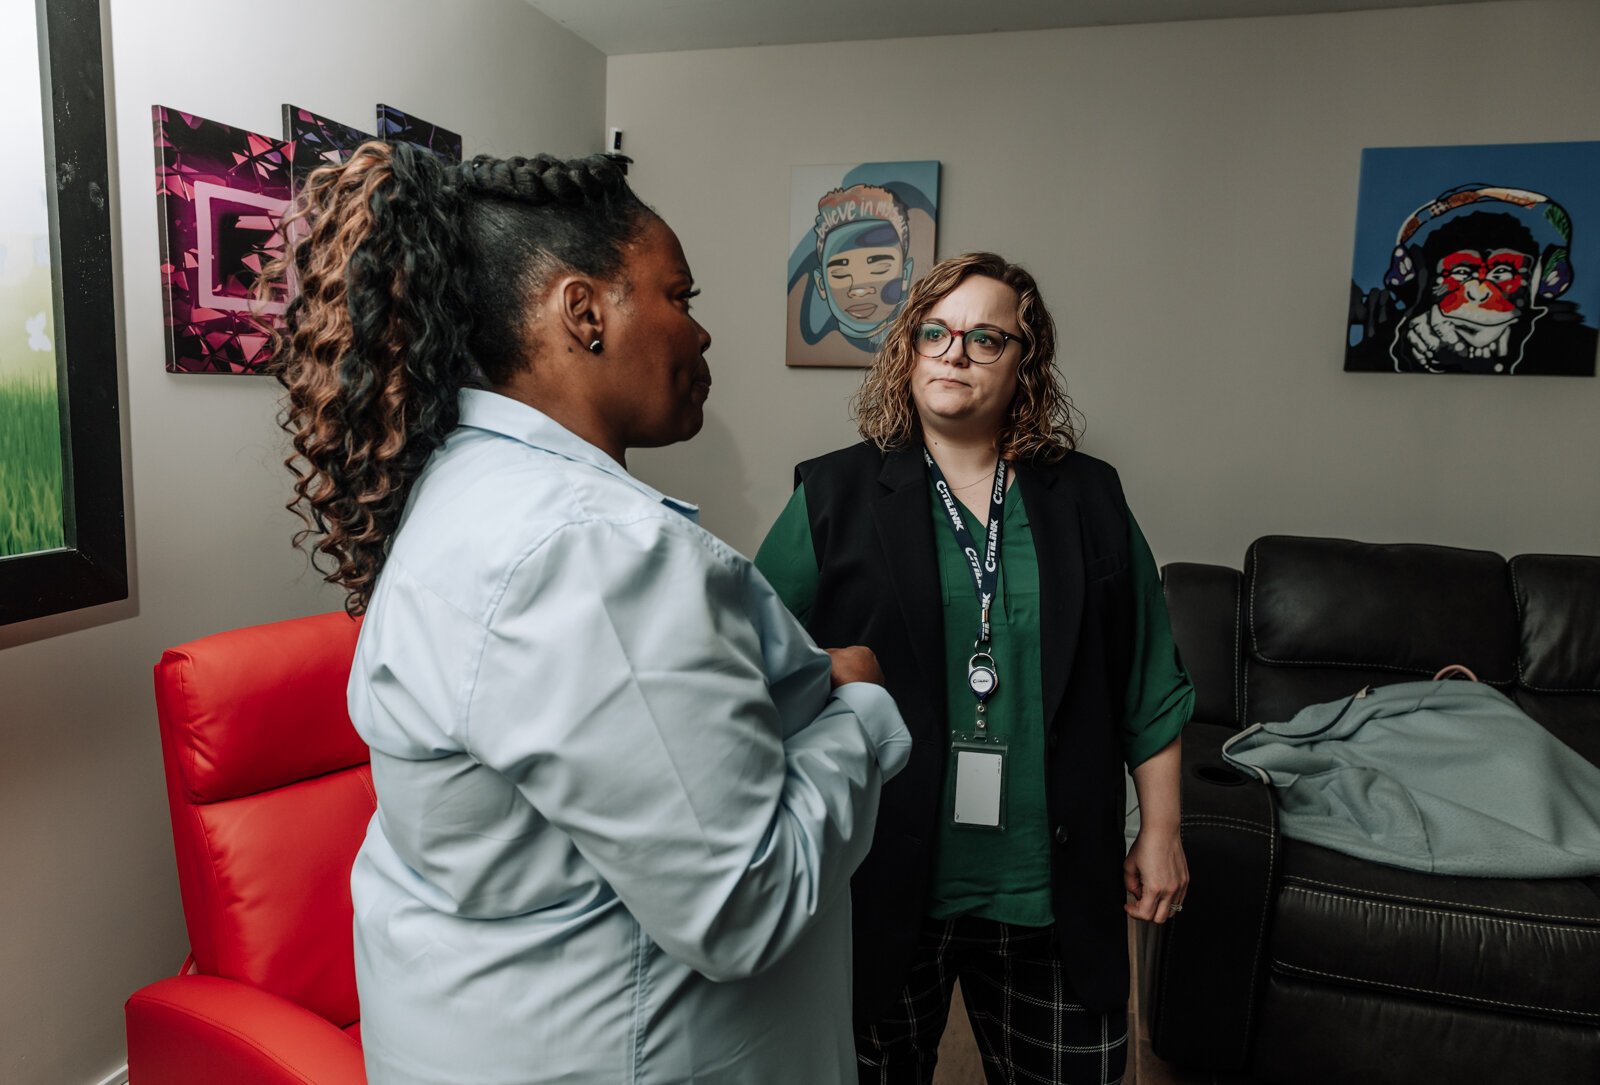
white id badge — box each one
[951,741,1007,830]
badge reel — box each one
[951,649,1007,832]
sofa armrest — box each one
[127,975,364,1085]
[1144,721,1278,1072]
[1162,562,1242,729]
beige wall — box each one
[0,2,604,1082]
[613,0,1600,567]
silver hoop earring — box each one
[588,339,604,355]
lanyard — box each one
[923,446,1007,724]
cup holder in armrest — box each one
[1193,762,1250,787]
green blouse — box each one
[754,473,1192,927]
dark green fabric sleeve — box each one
[1122,513,1196,768]
[753,482,820,624]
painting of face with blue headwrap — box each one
[814,189,909,339]
[787,162,939,367]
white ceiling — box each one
[521,0,1513,55]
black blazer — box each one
[795,441,1138,1020]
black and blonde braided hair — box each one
[268,144,654,614]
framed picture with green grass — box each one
[0,0,125,626]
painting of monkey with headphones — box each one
[1346,142,1600,376]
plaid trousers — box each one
[856,915,1127,1085]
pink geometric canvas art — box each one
[376,104,462,164]
[153,106,291,374]
[283,104,372,193]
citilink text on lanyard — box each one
[923,446,1006,738]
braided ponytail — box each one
[272,141,472,615]
[270,144,653,614]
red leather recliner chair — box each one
[126,612,371,1084]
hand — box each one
[1404,308,1456,372]
[1123,827,1189,924]
[826,646,883,688]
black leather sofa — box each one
[1143,535,1600,1084]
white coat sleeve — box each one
[463,512,909,981]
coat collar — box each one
[456,388,699,522]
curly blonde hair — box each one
[853,252,1078,462]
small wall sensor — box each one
[607,128,623,153]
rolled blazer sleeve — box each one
[463,511,908,982]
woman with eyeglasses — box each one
[755,252,1193,1084]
